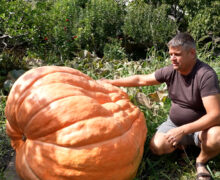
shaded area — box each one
[3,155,21,180]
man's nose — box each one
[170,54,176,61]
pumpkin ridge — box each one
[35,72,124,95]
[24,98,138,140]
[6,67,111,139]
[13,72,88,113]
[15,81,112,132]
[6,121,22,139]
[25,109,133,141]
[33,112,142,149]
[24,138,141,179]
[20,87,130,139]
[10,68,92,116]
[14,70,120,104]
[34,72,114,93]
[13,72,126,126]
[5,70,82,134]
[22,94,101,135]
[23,152,40,180]
[17,143,41,180]
[33,72,94,90]
[15,80,122,125]
[19,81,122,108]
[29,139,142,171]
[24,113,146,174]
[15,83,93,119]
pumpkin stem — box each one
[22,135,26,142]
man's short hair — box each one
[168,32,196,50]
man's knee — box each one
[150,133,174,155]
[150,136,163,155]
[200,126,220,147]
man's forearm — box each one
[104,75,142,87]
[180,94,220,135]
[180,113,220,135]
[99,73,160,87]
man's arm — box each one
[165,94,220,146]
[182,94,220,133]
[98,72,161,87]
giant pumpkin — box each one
[5,66,147,180]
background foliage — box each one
[0,0,220,179]
[1,0,220,67]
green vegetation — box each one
[1,0,220,65]
[0,0,220,179]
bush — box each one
[45,0,83,60]
[27,1,55,55]
[1,0,219,64]
[123,1,177,50]
[47,0,124,60]
[187,1,220,58]
[0,0,55,61]
[0,0,84,62]
[28,0,124,60]
[188,1,220,40]
[0,0,33,50]
[79,0,124,56]
[103,38,127,60]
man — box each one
[99,33,220,180]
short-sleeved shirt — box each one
[155,59,220,126]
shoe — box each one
[196,162,213,180]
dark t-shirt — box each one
[155,59,220,126]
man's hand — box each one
[164,127,185,147]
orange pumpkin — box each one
[5,66,147,180]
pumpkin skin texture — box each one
[5,66,147,180]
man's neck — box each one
[180,58,197,76]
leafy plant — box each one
[188,2,220,39]
[104,38,127,60]
[79,0,124,56]
[45,0,83,60]
[123,1,177,51]
[187,1,220,58]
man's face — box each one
[169,46,195,75]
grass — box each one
[0,55,220,179]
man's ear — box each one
[190,48,196,56]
